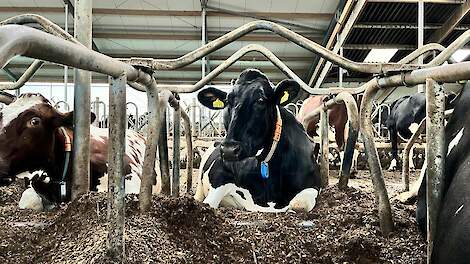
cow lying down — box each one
[194,69,322,212]
[0,93,158,210]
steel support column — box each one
[425,78,445,263]
[172,106,181,197]
[159,108,171,195]
[71,0,92,199]
[418,0,425,93]
[319,108,329,188]
[64,2,69,101]
[106,73,127,262]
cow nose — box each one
[221,141,241,160]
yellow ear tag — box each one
[280,91,289,104]
[212,98,225,108]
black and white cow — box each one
[385,93,457,171]
[413,83,469,263]
[194,69,321,212]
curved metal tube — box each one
[430,29,470,66]
[156,44,363,95]
[0,14,82,91]
[300,92,359,189]
[358,79,394,235]
[148,20,420,73]
[0,14,80,45]
[398,43,455,65]
[0,60,45,90]
[401,118,426,191]
[139,86,168,212]
[0,24,150,83]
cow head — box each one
[0,93,78,185]
[198,69,300,161]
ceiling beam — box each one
[0,7,333,20]
[92,32,323,42]
[343,44,416,50]
[309,0,367,88]
[428,0,470,43]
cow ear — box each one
[55,111,96,127]
[197,87,228,110]
[274,79,300,106]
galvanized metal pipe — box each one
[319,108,329,188]
[425,78,445,263]
[0,60,44,90]
[139,87,169,211]
[181,109,193,193]
[149,20,419,73]
[401,118,426,191]
[168,96,193,194]
[71,0,93,199]
[106,73,127,262]
[155,44,364,95]
[158,107,170,195]
[64,3,69,102]
[359,78,394,235]
[172,105,181,197]
[0,25,141,80]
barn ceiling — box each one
[0,0,337,84]
[0,0,469,87]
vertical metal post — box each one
[159,108,171,195]
[425,78,445,263]
[64,2,68,102]
[319,108,329,188]
[201,0,209,78]
[192,98,197,137]
[417,0,425,93]
[106,73,127,262]
[139,84,163,212]
[71,0,92,199]
[172,107,181,197]
[93,97,100,126]
[338,33,343,88]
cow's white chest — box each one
[18,187,43,211]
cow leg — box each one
[409,146,416,171]
[388,126,399,171]
[288,188,319,212]
[203,183,237,209]
[351,148,359,174]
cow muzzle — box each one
[220,140,243,161]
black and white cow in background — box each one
[410,82,469,263]
[385,92,457,171]
[194,69,321,212]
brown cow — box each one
[297,96,358,171]
[297,96,348,148]
[0,93,148,208]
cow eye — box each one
[29,117,41,127]
[256,98,265,105]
